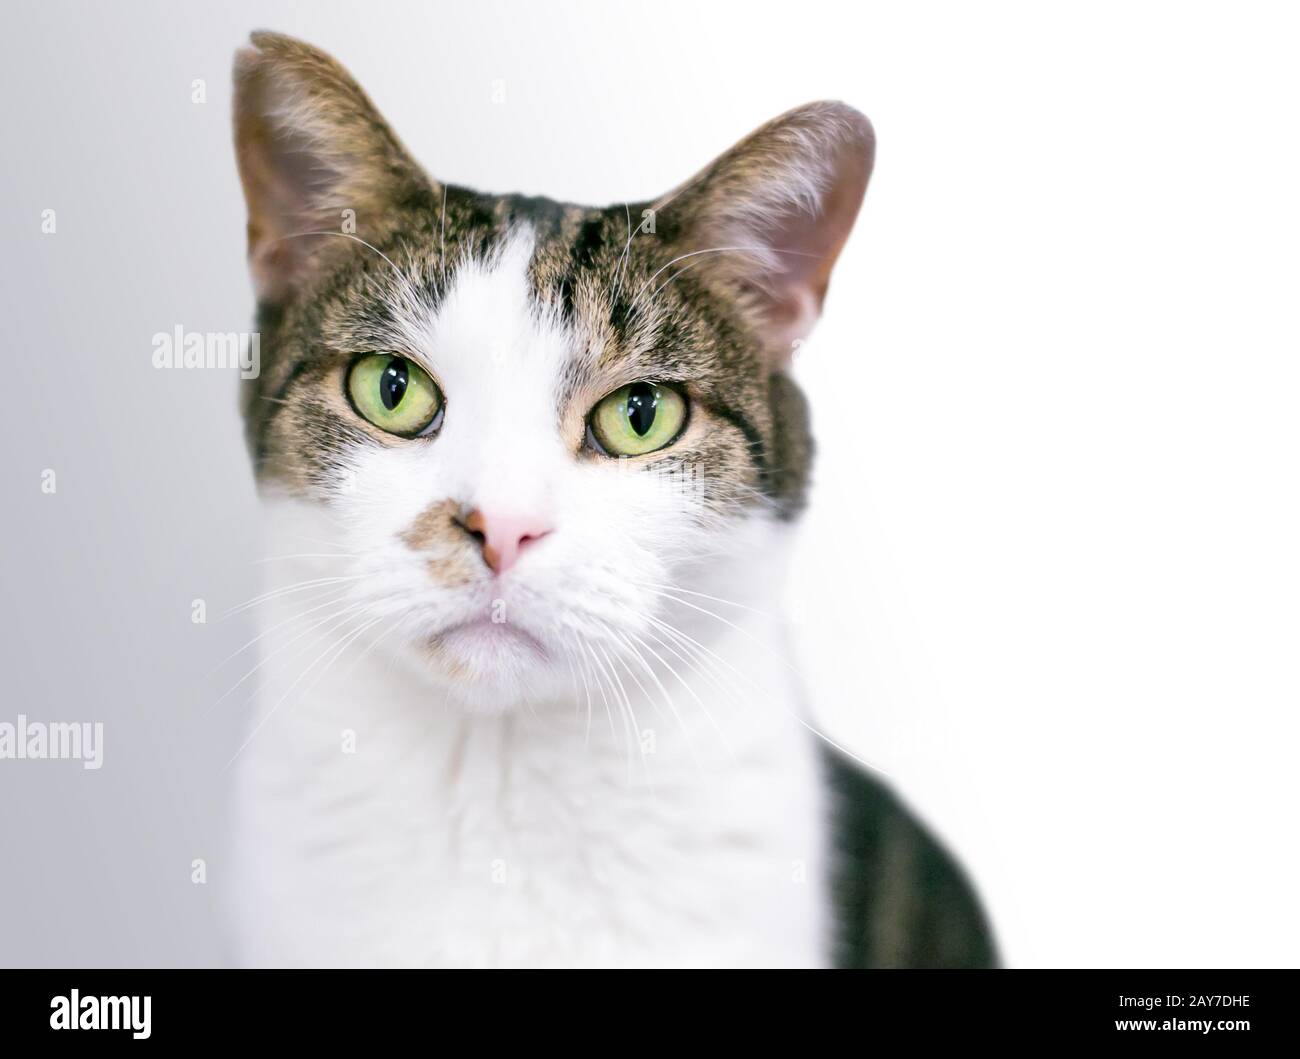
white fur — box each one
[229,230,830,967]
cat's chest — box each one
[235,652,830,967]
[414,724,827,966]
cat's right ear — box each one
[651,102,874,363]
[232,31,430,304]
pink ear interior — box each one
[233,46,351,303]
[665,102,875,362]
[231,33,426,305]
[749,124,875,352]
[236,105,336,301]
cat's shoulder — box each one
[821,748,998,968]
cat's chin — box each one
[415,620,564,714]
[437,618,547,662]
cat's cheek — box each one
[331,443,452,539]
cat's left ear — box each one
[655,102,874,363]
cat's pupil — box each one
[625,382,658,436]
[380,358,409,411]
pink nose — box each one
[460,509,552,575]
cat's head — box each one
[232,32,872,711]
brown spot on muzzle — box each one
[401,498,483,584]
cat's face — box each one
[233,33,872,710]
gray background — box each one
[3,0,1299,966]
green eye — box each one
[346,354,443,438]
[588,381,688,456]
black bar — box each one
[0,969,1291,1046]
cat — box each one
[227,30,995,968]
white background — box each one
[1,0,1297,966]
